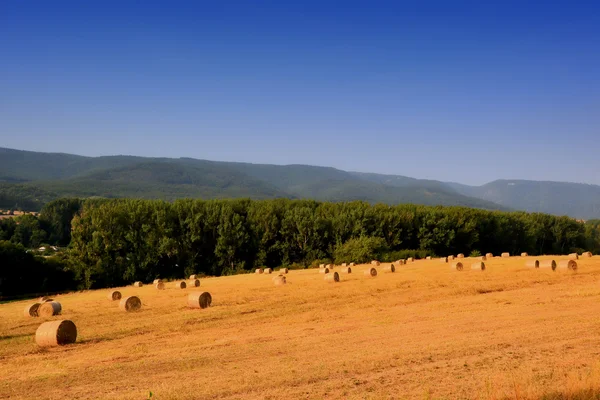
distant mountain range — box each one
[1,147,599,219]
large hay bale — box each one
[407,257,414,262]
[24,303,40,317]
[383,264,396,273]
[341,267,352,273]
[558,260,578,271]
[133,281,143,287]
[107,290,122,301]
[188,292,212,309]
[521,252,528,257]
[568,253,579,260]
[457,254,464,259]
[582,251,592,258]
[153,279,162,284]
[324,272,340,283]
[501,252,510,258]
[155,282,165,290]
[264,268,273,274]
[119,296,142,312]
[526,260,540,268]
[485,253,493,258]
[364,268,377,277]
[319,268,330,274]
[279,268,289,274]
[426,256,431,260]
[175,281,187,289]
[38,301,62,317]
[452,262,464,271]
[35,320,77,348]
[273,275,287,286]
[371,260,380,266]
[189,274,197,280]
[539,260,557,270]
[471,262,485,271]
[255,268,263,274]
[189,279,200,287]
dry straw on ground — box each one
[341,266,352,273]
[272,275,287,286]
[189,279,200,287]
[471,262,485,271]
[35,320,77,348]
[187,292,212,309]
[526,260,540,268]
[24,303,40,317]
[383,264,396,273]
[452,262,464,271]
[501,252,510,258]
[558,260,578,271]
[155,282,165,290]
[255,268,263,274]
[133,281,143,287]
[107,290,122,301]
[119,296,142,312]
[364,268,377,277]
[175,281,187,289]
[38,301,62,317]
[540,260,557,270]
[324,272,340,283]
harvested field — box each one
[1,257,600,399]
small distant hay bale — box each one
[119,296,142,312]
[383,264,396,273]
[447,255,454,261]
[371,260,380,266]
[319,264,325,268]
[485,253,493,258]
[324,272,340,283]
[279,268,289,274]
[452,262,464,271]
[457,254,464,259]
[24,303,40,317]
[349,262,355,266]
[539,260,557,270]
[264,268,273,274]
[153,279,162,284]
[440,257,448,263]
[133,281,143,287]
[407,257,414,262]
[273,275,287,286]
[155,282,165,290]
[175,281,187,289]
[364,268,377,277]
[38,301,62,317]
[38,296,53,303]
[480,256,487,261]
[189,274,197,280]
[341,266,352,273]
[558,260,577,271]
[188,292,212,309]
[582,251,592,258]
[471,262,485,271]
[255,268,263,274]
[341,263,347,267]
[426,256,431,260]
[35,320,77,348]
[501,252,510,258]
[568,253,579,260]
[526,260,540,268]
[189,279,200,287]
[319,268,330,274]
[107,290,122,301]
[521,252,528,257]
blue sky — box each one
[1,1,599,185]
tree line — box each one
[1,197,599,298]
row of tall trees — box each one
[67,198,592,289]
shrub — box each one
[382,249,430,262]
[469,250,482,257]
[333,237,388,264]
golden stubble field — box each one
[2,256,600,400]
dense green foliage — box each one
[67,198,593,290]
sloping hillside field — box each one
[2,256,600,399]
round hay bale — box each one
[440,257,448,263]
[24,303,40,317]
[457,254,464,259]
[133,281,143,287]
[319,268,330,274]
[189,279,200,287]
[153,279,162,284]
[189,274,197,280]
[364,268,377,277]
[371,260,380,266]
[568,253,579,260]
[341,266,352,273]
[582,251,592,258]
[188,292,212,309]
[279,268,289,274]
[341,263,347,267]
[38,301,62,317]
[426,256,431,260]
[38,296,53,303]
[264,268,272,274]
[107,290,122,301]
[383,264,396,273]
[349,262,355,266]
[324,272,340,283]
[407,257,414,262]
[175,281,187,289]
[501,252,510,258]
[119,296,142,312]
[471,262,485,271]
[526,260,540,268]
[521,252,528,257]
[35,320,77,348]
[480,256,487,261]
[319,264,325,268]
[273,275,287,286]
[255,268,263,274]
[452,262,464,271]
[539,260,557,270]
[155,282,165,290]
[447,255,454,261]
[485,253,493,258]
[558,260,577,271]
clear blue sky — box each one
[1,1,599,185]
